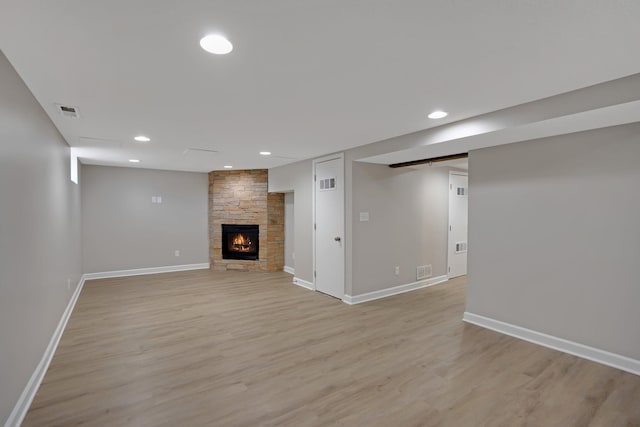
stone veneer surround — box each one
[209,169,284,271]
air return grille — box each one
[319,177,336,191]
[55,104,79,118]
[416,264,432,280]
[455,242,468,253]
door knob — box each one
[334,236,341,242]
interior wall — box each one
[0,51,82,425]
[82,165,209,273]
[270,154,452,296]
[284,192,295,271]
[351,162,450,295]
[269,159,313,283]
[467,123,640,360]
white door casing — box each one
[313,154,345,299]
[448,172,468,278]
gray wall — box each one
[467,123,640,360]
[284,192,295,271]
[351,162,449,295]
[0,51,82,424]
[82,165,209,273]
[270,155,452,296]
[269,159,313,283]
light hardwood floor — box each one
[24,270,640,426]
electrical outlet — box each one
[394,266,400,276]
[67,278,71,290]
[174,250,180,257]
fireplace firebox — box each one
[221,224,259,260]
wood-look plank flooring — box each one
[24,271,640,426]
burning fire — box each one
[231,233,253,252]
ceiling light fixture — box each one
[134,135,151,142]
[223,165,233,169]
[129,159,140,163]
[428,111,448,119]
[259,151,271,156]
[200,34,233,55]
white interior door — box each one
[448,172,468,278]
[314,155,344,299]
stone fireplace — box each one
[209,169,284,271]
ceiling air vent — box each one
[55,104,80,118]
[182,148,219,155]
[79,136,120,144]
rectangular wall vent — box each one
[417,264,432,280]
[319,177,336,191]
[455,242,468,253]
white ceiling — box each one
[1,1,639,172]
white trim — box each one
[6,262,210,427]
[283,265,295,275]
[292,277,314,290]
[342,275,448,305]
[463,312,640,377]
[83,263,210,280]
[4,275,87,427]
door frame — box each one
[312,152,345,295]
[447,170,468,279]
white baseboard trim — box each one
[463,312,640,377]
[283,265,295,275]
[342,275,448,305]
[4,275,87,427]
[292,277,314,290]
[83,263,210,280]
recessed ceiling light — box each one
[200,34,233,55]
[428,111,448,119]
[134,135,151,142]
[223,165,233,169]
[259,151,271,156]
[129,159,140,163]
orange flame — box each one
[231,233,253,252]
